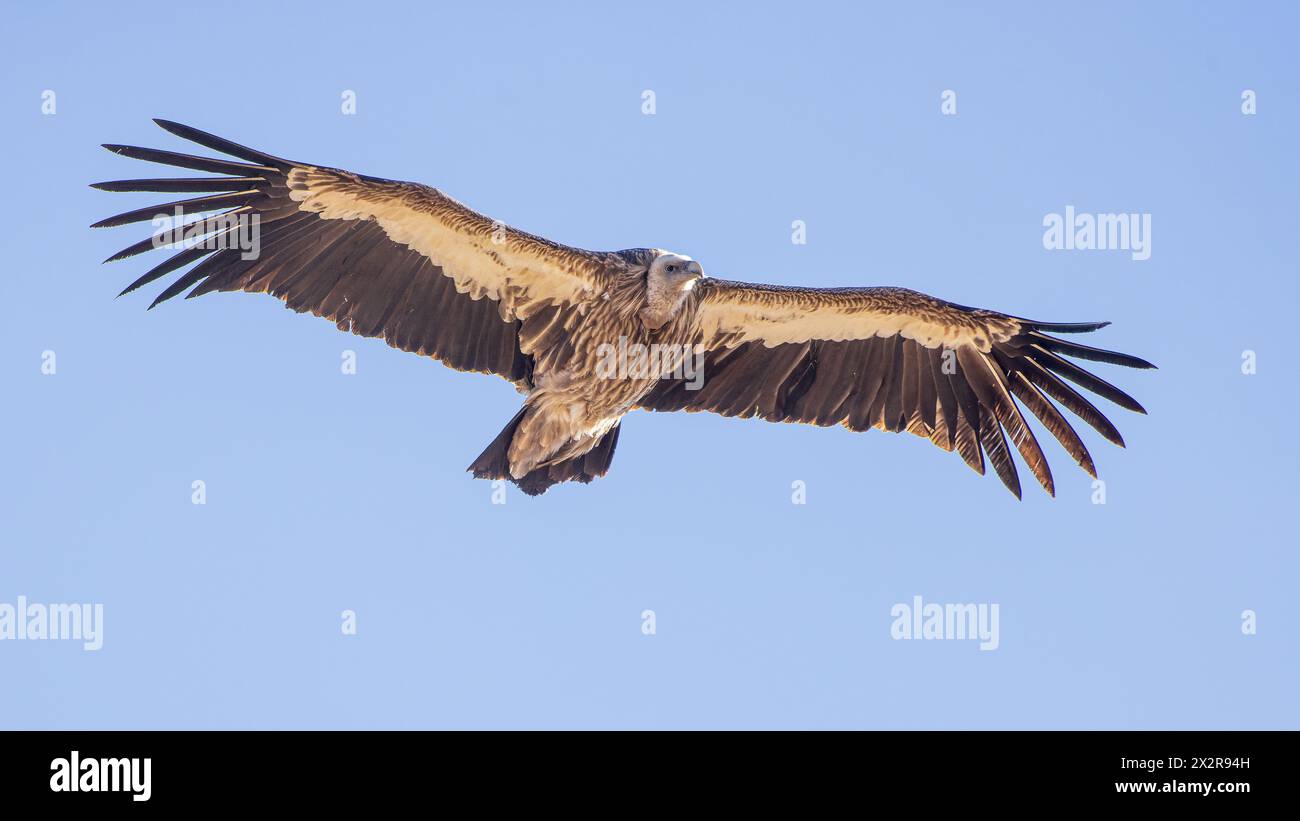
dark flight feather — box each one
[102,144,276,176]
[1026,331,1156,369]
[90,176,268,193]
[978,410,1022,499]
[91,190,263,228]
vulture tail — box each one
[467,410,621,496]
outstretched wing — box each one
[92,120,622,387]
[639,279,1155,498]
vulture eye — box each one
[666,265,677,273]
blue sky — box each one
[2,1,1296,728]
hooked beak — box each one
[679,260,704,290]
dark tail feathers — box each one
[467,409,621,496]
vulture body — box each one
[93,120,1154,496]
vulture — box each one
[92,120,1154,496]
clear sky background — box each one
[2,1,1296,729]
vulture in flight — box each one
[93,120,1154,496]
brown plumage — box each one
[93,120,1155,497]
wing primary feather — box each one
[1027,331,1156,369]
[1003,365,1096,478]
[927,347,958,451]
[958,345,1054,495]
[91,177,267,193]
[1012,318,1111,334]
[947,349,983,437]
[953,409,985,475]
[979,410,1022,499]
[91,191,262,228]
[1027,343,1147,413]
[102,144,275,176]
[118,237,229,296]
[148,249,241,309]
[151,119,295,168]
[102,207,257,263]
[1016,357,1126,447]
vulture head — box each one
[640,251,704,331]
